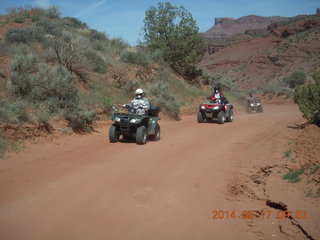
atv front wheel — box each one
[226,110,233,122]
[197,111,204,123]
[109,125,120,142]
[217,111,225,124]
[257,105,263,113]
[136,125,147,145]
[150,123,160,141]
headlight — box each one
[130,118,137,123]
[250,104,254,107]
[115,117,121,122]
[257,103,260,105]
[213,106,219,110]
[201,105,205,110]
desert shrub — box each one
[36,18,63,37]
[201,70,235,90]
[44,32,88,72]
[10,53,79,113]
[113,77,140,95]
[276,87,294,98]
[30,64,78,112]
[283,168,305,183]
[294,69,320,125]
[10,53,38,96]
[6,28,29,43]
[64,17,88,29]
[120,51,150,68]
[0,99,30,123]
[13,16,25,23]
[89,29,108,41]
[149,81,180,119]
[104,37,129,55]
[34,103,51,123]
[44,6,60,19]
[5,26,47,44]
[84,49,107,73]
[64,107,97,133]
[283,71,306,88]
[101,96,113,114]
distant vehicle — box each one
[197,97,234,124]
[109,104,160,145]
[246,97,263,113]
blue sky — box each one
[0,0,319,45]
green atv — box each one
[109,104,161,145]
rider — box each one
[125,88,150,115]
[210,86,227,104]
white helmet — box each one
[135,88,144,99]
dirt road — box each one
[0,104,318,240]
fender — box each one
[148,117,159,135]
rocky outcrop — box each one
[204,14,308,39]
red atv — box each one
[197,97,234,124]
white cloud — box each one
[75,0,107,18]
[33,0,50,8]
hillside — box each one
[201,13,320,95]
[0,7,211,156]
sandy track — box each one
[0,104,314,240]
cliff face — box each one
[204,15,306,39]
[201,15,320,90]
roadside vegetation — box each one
[0,4,213,156]
[294,68,320,126]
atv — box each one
[109,104,161,145]
[197,97,234,124]
[245,97,263,113]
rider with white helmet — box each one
[126,88,150,115]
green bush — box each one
[0,99,29,123]
[5,26,46,44]
[89,29,108,41]
[84,49,107,73]
[113,78,140,95]
[30,64,78,112]
[149,81,180,119]
[283,168,305,183]
[6,28,29,43]
[10,53,79,114]
[201,70,235,90]
[34,103,51,123]
[10,53,38,96]
[64,107,97,133]
[64,17,88,29]
[44,6,60,19]
[283,71,306,88]
[294,69,320,125]
[120,51,150,68]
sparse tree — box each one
[143,2,206,76]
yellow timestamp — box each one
[211,209,308,220]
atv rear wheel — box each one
[226,110,234,122]
[150,123,160,141]
[136,125,147,145]
[197,111,204,123]
[217,111,225,124]
[109,125,120,142]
